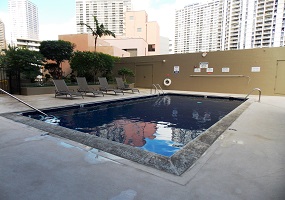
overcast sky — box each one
[0,0,203,41]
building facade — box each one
[76,0,132,36]
[125,11,160,55]
[175,1,222,53]
[175,0,285,53]
[222,0,285,50]
[16,38,41,51]
[0,18,6,50]
[8,0,39,45]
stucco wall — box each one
[115,47,285,96]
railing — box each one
[245,88,261,102]
[0,88,49,116]
[151,84,164,95]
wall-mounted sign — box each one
[206,68,214,73]
[199,62,208,68]
[251,67,260,72]
[174,66,180,73]
[222,67,230,73]
[194,68,201,73]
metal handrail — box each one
[0,88,49,116]
[156,84,164,95]
[151,84,164,95]
[245,88,261,102]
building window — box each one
[137,28,142,32]
[148,44,155,51]
[129,16,134,20]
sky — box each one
[0,0,202,41]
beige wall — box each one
[125,11,148,40]
[115,47,285,96]
[104,37,147,56]
[125,11,160,55]
[97,46,130,57]
[146,21,160,56]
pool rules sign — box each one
[174,66,180,74]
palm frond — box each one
[77,23,97,36]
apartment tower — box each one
[8,0,39,44]
[175,0,285,53]
[76,0,132,36]
[174,1,222,53]
[0,18,6,50]
[222,0,285,50]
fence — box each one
[0,68,21,94]
[0,68,9,93]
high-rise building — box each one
[222,0,285,50]
[8,0,39,44]
[0,18,6,50]
[175,0,285,53]
[76,0,132,36]
[175,1,222,53]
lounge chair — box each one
[115,77,139,93]
[53,79,84,99]
[76,77,104,97]
[98,77,124,95]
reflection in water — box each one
[77,120,157,147]
[153,96,171,107]
[192,110,211,123]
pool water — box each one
[26,95,243,157]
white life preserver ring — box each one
[164,78,171,86]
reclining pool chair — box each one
[76,77,104,97]
[98,77,124,95]
[115,77,139,93]
[53,79,84,99]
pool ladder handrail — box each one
[0,88,49,117]
[151,84,164,96]
[245,88,261,102]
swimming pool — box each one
[2,93,250,175]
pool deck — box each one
[0,90,285,200]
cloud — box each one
[39,16,76,40]
[132,0,152,10]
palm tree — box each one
[77,16,116,52]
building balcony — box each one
[263,34,271,39]
[264,26,272,30]
[264,17,272,22]
[262,38,270,42]
[265,11,273,16]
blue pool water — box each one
[25,95,243,156]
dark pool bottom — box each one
[1,94,251,175]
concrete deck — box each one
[0,90,285,200]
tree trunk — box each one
[94,36,98,52]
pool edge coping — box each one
[0,93,252,176]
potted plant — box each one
[118,67,135,87]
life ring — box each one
[164,78,171,86]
